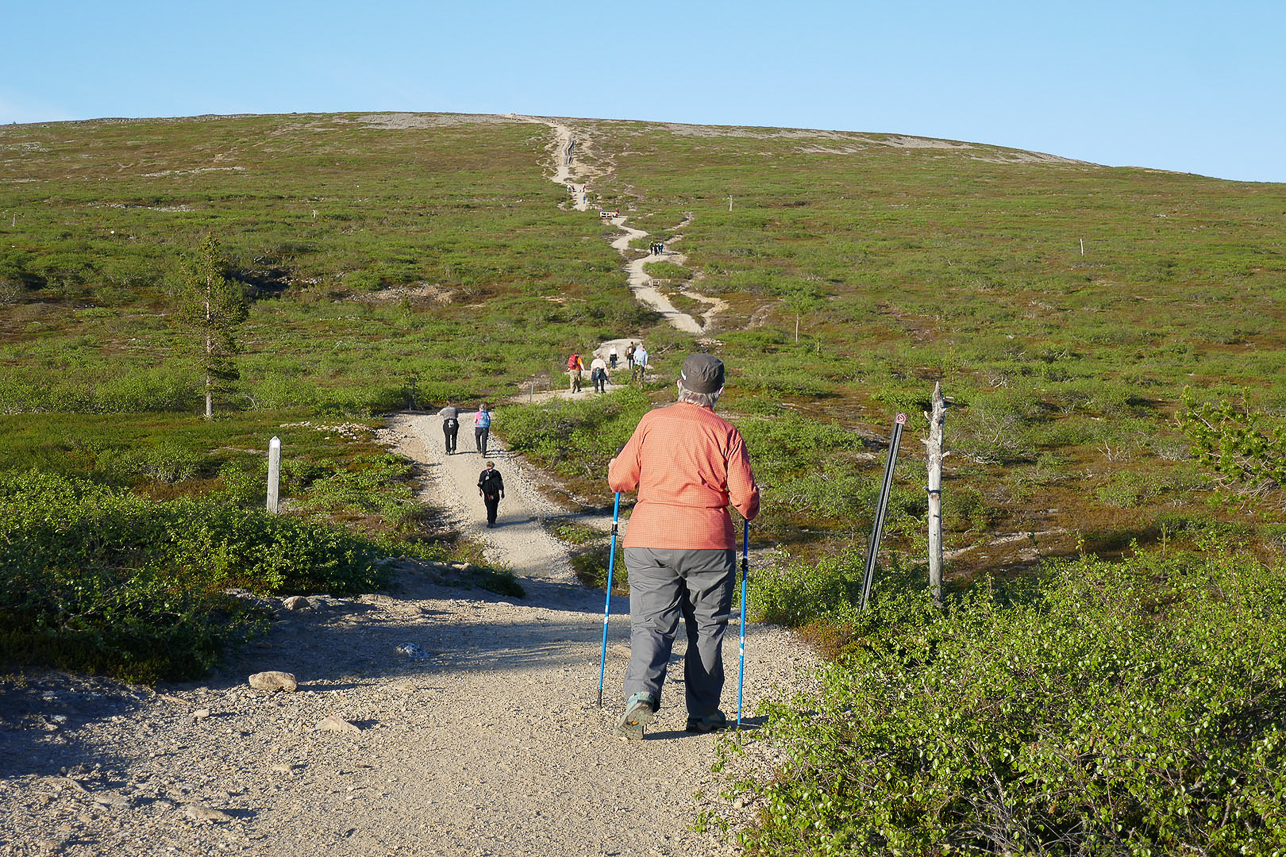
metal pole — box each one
[597,493,623,707]
[266,436,281,514]
[737,520,749,729]
[860,414,906,611]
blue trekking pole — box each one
[736,519,749,729]
[597,492,622,707]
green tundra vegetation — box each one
[2,112,1284,850]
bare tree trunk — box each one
[924,382,947,606]
[204,279,213,419]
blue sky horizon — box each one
[5,1,1284,184]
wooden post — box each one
[266,436,281,514]
[1080,238,1085,256]
[923,383,947,606]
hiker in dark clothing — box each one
[438,400,460,454]
[478,461,505,528]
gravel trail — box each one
[0,415,816,857]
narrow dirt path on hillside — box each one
[0,420,816,857]
[529,118,725,333]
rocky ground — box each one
[0,415,817,857]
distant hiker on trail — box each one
[626,343,636,371]
[633,344,649,382]
[438,400,460,455]
[590,354,609,394]
[477,461,505,529]
[568,353,584,393]
[607,354,760,740]
[609,345,619,369]
[474,403,492,456]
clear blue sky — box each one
[5,0,1283,183]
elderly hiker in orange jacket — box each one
[607,353,760,739]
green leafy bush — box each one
[0,470,386,682]
[739,546,1286,855]
[1178,389,1286,498]
[502,387,653,477]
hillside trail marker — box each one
[266,436,281,514]
[860,413,907,611]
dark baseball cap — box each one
[680,353,725,393]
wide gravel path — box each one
[0,415,815,857]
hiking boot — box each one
[685,711,728,734]
[614,692,656,741]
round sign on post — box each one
[895,412,908,425]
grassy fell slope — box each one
[2,112,1285,581]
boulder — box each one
[248,671,297,693]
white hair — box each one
[677,382,722,408]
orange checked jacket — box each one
[608,402,760,550]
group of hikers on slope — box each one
[436,401,504,529]
[567,341,649,394]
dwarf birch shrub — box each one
[0,471,385,682]
[739,546,1286,855]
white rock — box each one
[248,671,298,693]
[282,595,310,611]
[192,709,211,720]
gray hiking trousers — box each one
[623,547,735,718]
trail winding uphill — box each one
[0,118,816,857]
[531,118,725,334]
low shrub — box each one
[0,470,387,682]
[738,545,1286,855]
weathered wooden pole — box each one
[266,436,281,514]
[923,383,947,606]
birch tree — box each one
[178,236,247,418]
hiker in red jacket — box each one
[568,353,584,393]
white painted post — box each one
[729,195,733,212]
[923,384,947,606]
[266,436,281,514]
[1080,238,1085,256]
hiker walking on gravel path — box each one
[590,354,609,394]
[568,352,584,393]
[438,400,460,455]
[477,460,505,528]
[607,354,760,740]
[633,343,649,382]
[474,403,492,456]
[609,345,619,369]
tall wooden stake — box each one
[266,436,281,514]
[923,383,947,606]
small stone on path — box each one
[248,671,297,693]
